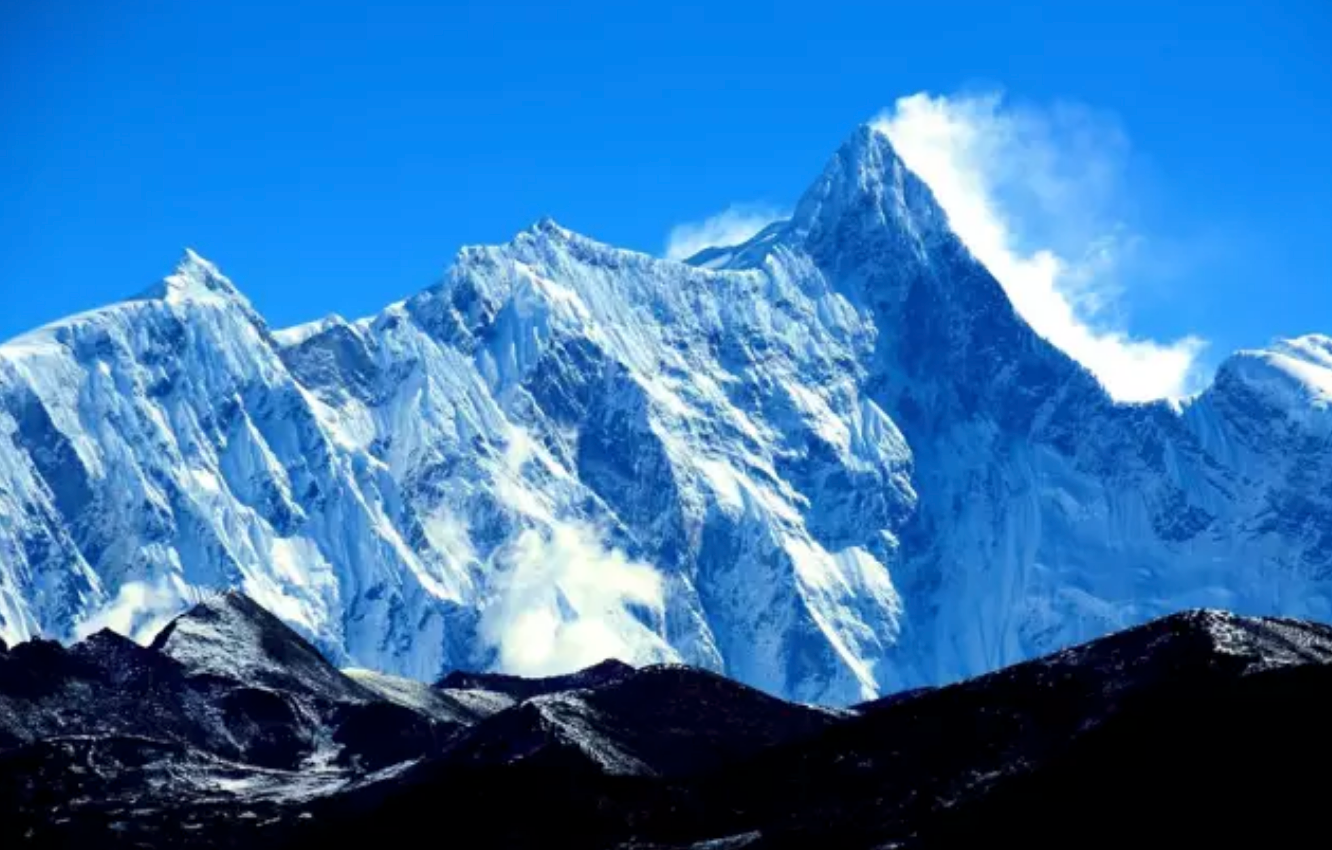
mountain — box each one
[435,657,637,700]
[0,591,504,775]
[0,593,518,846]
[2,124,1331,704]
[434,663,843,777]
[3,593,1329,848]
[303,607,1332,850]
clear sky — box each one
[2,0,1329,396]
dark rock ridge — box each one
[435,657,637,700]
[1,593,1329,848]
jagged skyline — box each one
[3,122,1331,707]
[3,0,1329,389]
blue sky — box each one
[2,0,1329,397]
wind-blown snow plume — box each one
[477,425,676,676]
[665,203,787,261]
[74,578,194,644]
[876,92,1205,401]
[479,521,674,676]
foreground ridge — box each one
[2,594,1331,848]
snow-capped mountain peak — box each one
[1,123,1330,706]
[788,124,945,255]
[1209,334,1332,423]
[133,248,252,308]
[150,590,368,701]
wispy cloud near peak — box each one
[875,92,1206,402]
[664,203,787,261]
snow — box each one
[190,467,222,494]
[1211,336,1332,431]
[343,666,516,724]
[1,123,1330,706]
[343,668,440,713]
[273,314,349,348]
[522,691,654,775]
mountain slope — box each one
[435,657,636,700]
[437,663,841,777]
[0,592,488,774]
[289,607,1332,850]
[1,124,1330,704]
[702,125,1332,688]
[3,594,1330,849]
[0,593,517,847]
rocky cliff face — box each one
[1,124,1329,704]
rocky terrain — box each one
[2,593,1329,848]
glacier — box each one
[1,124,1329,705]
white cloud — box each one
[664,203,787,261]
[479,521,676,677]
[479,423,677,677]
[875,92,1206,402]
[74,577,192,644]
